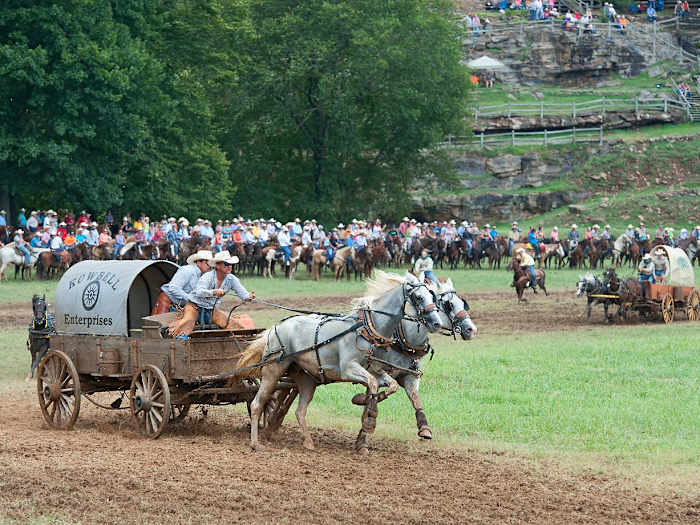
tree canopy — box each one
[0,0,469,223]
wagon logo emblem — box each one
[82,280,100,311]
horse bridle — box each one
[433,288,470,336]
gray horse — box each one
[352,278,477,451]
[248,271,442,452]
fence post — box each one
[480,132,484,148]
[572,101,576,119]
[508,102,511,118]
[608,19,612,38]
[664,96,668,113]
[676,16,680,31]
[602,96,606,117]
[520,21,524,39]
[572,127,576,143]
[635,97,639,114]
[540,100,544,118]
[653,21,657,62]
[599,126,603,145]
[544,129,548,147]
[511,129,515,146]
[679,46,684,64]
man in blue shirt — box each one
[0,210,7,226]
[528,226,540,259]
[17,208,27,228]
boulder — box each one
[569,204,586,214]
[485,154,522,177]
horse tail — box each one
[235,329,271,379]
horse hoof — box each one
[418,427,433,440]
[251,442,266,452]
[356,446,369,456]
[351,393,368,406]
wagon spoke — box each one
[152,389,163,401]
[151,408,163,423]
[151,402,164,409]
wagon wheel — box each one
[687,291,700,322]
[171,403,191,422]
[661,294,675,324]
[37,350,81,430]
[264,387,298,432]
[130,365,171,438]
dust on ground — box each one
[1,389,698,525]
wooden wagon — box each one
[33,260,296,438]
[615,247,699,324]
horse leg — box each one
[293,371,318,450]
[586,298,592,320]
[250,361,289,451]
[401,375,431,439]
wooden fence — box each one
[439,126,604,148]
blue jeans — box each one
[113,244,122,259]
[424,270,437,283]
[508,239,514,256]
[280,245,291,264]
[18,245,31,265]
[197,308,212,325]
[326,247,334,262]
[525,265,536,287]
[639,274,654,284]
[466,239,473,255]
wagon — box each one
[622,247,698,324]
[32,260,296,438]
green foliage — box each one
[228,0,470,221]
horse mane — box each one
[351,270,407,309]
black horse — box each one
[26,294,53,380]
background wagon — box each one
[34,260,295,438]
[624,246,699,324]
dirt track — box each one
[2,292,696,523]
[1,389,698,524]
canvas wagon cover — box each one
[655,246,695,287]
[55,260,178,336]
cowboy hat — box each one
[402,217,410,222]
[516,247,525,253]
[553,226,558,230]
[186,250,214,265]
[15,228,24,234]
[211,250,239,265]
[628,224,634,229]
[338,223,345,228]
[605,224,610,229]
[571,224,578,229]
[643,253,652,260]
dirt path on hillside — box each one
[0,390,697,525]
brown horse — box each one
[37,250,70,279]
[508,261,547,303]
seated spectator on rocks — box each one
[681,0,689,17]
[485,71,494,87]
[630,2,641,13]
[647,4,657,21]
[470,73,479,86]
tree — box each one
[228,0,469,222]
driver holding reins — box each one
[169,250,255,338]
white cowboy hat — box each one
[643,253,652,260]
[281,225,288,232]
[553,226,558,230]
[295,217,301,222]
[275,221,282,228]
[59,222,66,226]
[178,217,187,223]
[593,224,599,229]
[571,224,578,229]
[512,221,518,225]
[91,221,98,226]
[338,223,345,228]
[168,217,176,222]
[410,219,417,223]
[627,224,634,229]
[402,217,410,222]
[211,250,239,265]
[485,224,491,228]
[46,210,56,215]
[186,250,214,265]
[449,220,456,225]
[605,224,610,229]
[516,247,525,253]
[15,229,24,234]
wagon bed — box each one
[33,260,296,438]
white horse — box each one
[247,271,442,452]
[0,243,45,281]
[611,234,631,267]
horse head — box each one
[32,294,47,329]
[403,273,441,333]
[431,279,476,340]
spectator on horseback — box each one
[624,224,634,239]
[57,222,68,240]
[507,221,520,256]
[278,224,291,266]
[49,231,65,262]
[27,211,39,233]
[30,232,43,249]
[212,229,224,252]
[75,227,87,245]
[355,227,368,254]
[112,229,125,259]
[64,230,77,250]
[14,229,31,265]
[98,227,111,246]
[693,226,700,241]
[86,222,99,246]
[0,210,8,229]
[568,224,579,247]
[17,208,27,228]
[489,224,498,240]
[550,226,559,243]
[515,248,537,292]
[528,226,540,259]
[415,249,437,283]
[679,228,689,241]
[601,225,612,241]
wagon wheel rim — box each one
[130,365,170,438]
[171,403,191,422]
[37,350,81,430]
[661,294,674,324]
[688,291,700,321]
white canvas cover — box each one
[55,260,178,336]
[654,246,695,287]
[465,56,506,69]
